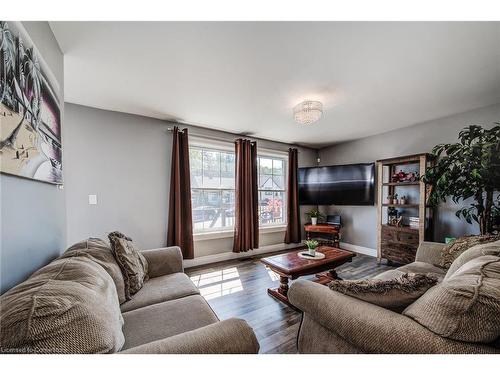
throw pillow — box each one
[445,239,500,280]
[440,234,500,269]
[108,231,149,300]
[404,255,500,343]
[60,238,127,304]
[328,273,439,310]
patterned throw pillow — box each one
[328,273,438,310]
[108,231,149,300]
[440,234,500,269]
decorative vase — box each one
[311,217,318,225]
[308,247,316,256]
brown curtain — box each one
[285,148,301,243]
[233,139,259,252]
[167,126,194,259]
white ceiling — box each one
[50,22,500,148]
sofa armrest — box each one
[141,246,183,278]
[415,241,446,266]
[288,279,498,354]
[120,318,260,354]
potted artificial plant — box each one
[306,208,324,225]
[422,124,500,235]
[304,239,319,257]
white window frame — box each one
[257,150,288,229]
[189,142,236,235]
[189,138,288,236]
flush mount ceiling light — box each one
[293,100,323,125]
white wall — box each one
[318,103,500,251]
[64,103,317,258]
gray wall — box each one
[1,22,65,293]
[64,103,318,256]
[318,103,500,250]
[64,104,171,250]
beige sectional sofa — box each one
[289,241,500,354]
[0,239,260,354]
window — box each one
[189,144,287,233]
[190,146,235,232]
[258,156,287,226]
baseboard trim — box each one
[340,242,377,257]
[184,242,302,269]
[185,241,377,269]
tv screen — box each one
[298,163,375,205]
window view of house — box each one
[189,146,236,232]
[258,157,286,226]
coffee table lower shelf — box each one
[266,271,341,307]
[262,247,354,308]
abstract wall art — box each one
[0,21,62,184]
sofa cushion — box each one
[439,234,500,269]
[375,261,446,282]
[445,240,500,280]
[60,238,127,304]
[108,231,149,300]
[0,257,124,353]
[404,255,500,343]
[397,261,447,282]
[121,294,218,350]
[329,273,438,310]
[120,272,199,313]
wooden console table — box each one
[304,223,340,248]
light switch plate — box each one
[88,194,98,205]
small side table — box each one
[304,223,340,248]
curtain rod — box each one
[166,126,300,151]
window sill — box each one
[259,225,287,234]
[194,225,287,241]
[194,230,234,241]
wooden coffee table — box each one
[261,246,355,306]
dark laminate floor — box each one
[186,249,394,354]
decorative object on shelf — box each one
[422,124,500,235]
[306,208,325,226]
[391,170,419,183]
[409,216,420,229]
[377,153,434,265]
[0,21,62,184]
[392,193,399,205]
[395,216,403,227]
[304,239,319,257]
[387,207,399,226]
[293,100,323,125]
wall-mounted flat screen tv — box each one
[298,163,375,205]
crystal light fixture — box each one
[293,100,323,125]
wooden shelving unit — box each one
[376,153,434,265]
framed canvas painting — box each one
[0,21,62,184]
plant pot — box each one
[308,247,316,257]
[311,217,318,225]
